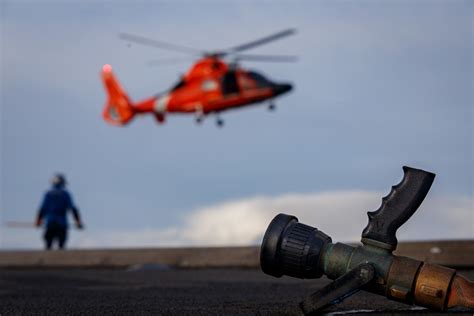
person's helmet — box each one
[50,173,67,188]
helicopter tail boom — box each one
[101,64,135,125]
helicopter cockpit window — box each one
[201,79,218,92]
[239,76,253,90]
[247,71,270,88]
[221,71,239,96]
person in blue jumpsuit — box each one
[36,174,84,250]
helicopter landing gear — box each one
[268,102,276,111]
[195,108,204,124]
[216,115,224,127]
[195,115,204,124]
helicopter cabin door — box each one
[221,70,240,96]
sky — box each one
[0,0,472,249]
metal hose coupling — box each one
[260,166,474,314]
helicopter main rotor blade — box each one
[223,28,296,54]
[119,32,204,55]
[147,57,194,66]
[234,54,298,62]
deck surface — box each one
[1,267,473,315]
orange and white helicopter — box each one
[101,29,296,127]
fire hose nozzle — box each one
[260,166,474,314]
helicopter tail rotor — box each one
[101,64,136,125]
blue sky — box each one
[1,1,472,248]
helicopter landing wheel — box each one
[216,117,224,127]
[268,103,276,111]
[195,107,204,125]
[195,116,204,124]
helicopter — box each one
[101,29,296,127]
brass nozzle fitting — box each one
[387,257,474,310]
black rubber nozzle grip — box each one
[361,166,435,249]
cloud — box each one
[67,191,473,249]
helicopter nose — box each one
[273,83,293,96]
